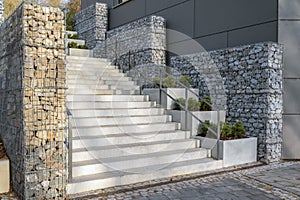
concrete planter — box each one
[0,159,9,194]
[198,136,257,167]
[143,88,199,109]
[167,110,226,136]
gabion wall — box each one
[74,2,107,49]
[105,15,166,72]
[0,3,67,199]
[171,42,283,163]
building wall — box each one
[84,0,278,52]
[278,0,300,159]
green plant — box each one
[173,98,185,110]
[179,75,191,88]
[153,77,161,87]
[200,96,212,111]
[199,120,210,137]
[68,42,78,48]
[67,25,74,31]
[232,121,246,138]
[187,98,201,111]
[162,76,176,88]
[78,44,88,49]
[68,34,79,39]
[221,122,232,139]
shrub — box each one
[199,120,210,137]
[162,76,176,88]
[200,96,212,111]
[78,44,88,49]
[188,98,201,111]
[221,122,232,139]
[179,75,191,88]
[67,25,74,31]
[173,98,185,110]
[232,121,246,138]
[68,42,78,48]
[152,77,161,88]
[68,34,79,39]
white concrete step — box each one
[66,31,78,35]
[72,139,197,162]
[72,130,188,149]
[67,158,223,194]
[66,89,114,95]
[67,56,110,63]
[67,95,148,102]
[67,75,132,82]
[67,101,155,109]
[72,148,208,177]
[67,64,117,70]
[68,49,93,57]
[72,123,181,137]
[72,115,172,127]
[67,84,140,91]
[67,70,124,77]
[69,108,165,118]
[67,79,136,86]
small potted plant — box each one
[143,76,199,109]
[198,121,257,167]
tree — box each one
[48,0,61,7]
[4,0,22,19]
[66,0,81,30]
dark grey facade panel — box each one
[195,32,228,51]
[227,22,277,47]
[109,0,147,29]
[194,0,278,38]
[155,0,194,38]
[283,115,300,159]
[145,0,189,15]
[279,0,300,20]
[279,21,300,78]
[283,79,300,114]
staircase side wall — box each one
[74,2,108,49]
[171,42,283,163]
[0,0,4,23]
[0,3,67,199]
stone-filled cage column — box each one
[0,3,67,199]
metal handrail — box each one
[66,108,73,183]
[130,64,221,139]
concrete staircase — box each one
[66,35,223,194]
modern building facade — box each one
[82,0,300,159]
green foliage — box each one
[220,121,246,140]
[78,44,88,49]
[68,41,78,48]
[179,75,191,88]
[221,122,232,139]
[67,25,73,31]
[162,76,176,88]
[66,0,81,31]
[187,98,201,111]
[232,121,246,138]
[200,96,212,111]
[68,42,88,49]
[68,34,79,39]
[199,120,210,137]
[173,98,185,110]
[152,77,161,88]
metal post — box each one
[185,88,188,136]
[159,68,163,107]
[67,114,73,183]
[217,110,221,160]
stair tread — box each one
[73,138,195,153]
[71,114,169,120]
[73,129,185,139]
[72,121,178,129]
[73,148,205,167]
[71,158,220,183]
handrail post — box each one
[67,110,73,183]
[159,68,163,106]
[217,110,221,160]
[185,88,188,136]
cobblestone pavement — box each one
[1,161,300,199]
